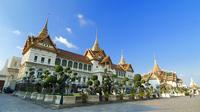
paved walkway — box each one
[139,96,200,112]
[0,94,199,112]
[0,94,155,112]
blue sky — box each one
[0,0,200,85]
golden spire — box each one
[38,17,48,38]
[152,57,161,73]
[190,78,197,89]
[91,29,101,51]
[119,50,126,65]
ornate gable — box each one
[22,19,57,55]
[84,32,107,61]
[118,53,134,72]
[119,64,134,72]
[22,36,36,55]
[84,50,95,60]
[100,56,112,65]
[84,49,107,61]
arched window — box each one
[37,68,43,78]
[79,63,83,69]
[41,57,45,63]
[62,60,67,66]
[68,61,73,68]
[83,77,86,83]
[55,58,61,65]
[73,62,78,68]
[84,64,87,70]
[88,65,92,71]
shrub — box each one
[185,92,189,96]
[130,92,135,100]
[94,80,100,87]
[138,91,145,99]
[87,80,93,86]
[92,75,98,81]
[55,65,63,73]
[134,74,142,82]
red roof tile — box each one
[57,49,91,64]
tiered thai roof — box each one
[84,32,107,62]
[100,56,112,65]
[119,53,126,65]
[118,53,134,72]
[84,33,134,73]
[111,64,125,71]
[152,59,161,73]
[143,59,178,83]
[91,32,101,51]
[22,18,57,55]
[57,49,91,64]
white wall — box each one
[22,48,56,66]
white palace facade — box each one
[17,19,134,86]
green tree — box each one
[122,77,129,93]
[55,65,78,105]
[133,74,145,99]
[40,70,51,94]
[134,74,141,83]
[25,68,35,92]
[102,69,117,95]
[102,75,113,94]
[87,75,101,95]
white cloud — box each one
[77,14,84,19]
[16,46,23,50]
[12,30,21,35]
[76,13,95,26]
[55,36,78,49]
[66,27,72,34]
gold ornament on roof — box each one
[91,30,101,51]
[119,51,126,65]
[152,58,162,73]
[38,17,48,39]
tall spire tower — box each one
[38,17,49,38]
[91,29,101,51]
[119,50,126,65]
[152,56,161,73]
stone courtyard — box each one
[1,93,200,112]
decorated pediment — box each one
[22,19,57,54]
[100,56,112,65]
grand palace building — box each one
[142,59,183,88]
[17,19,134,86]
